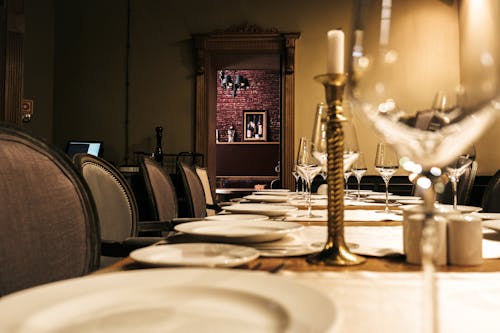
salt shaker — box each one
[447,215,483,266]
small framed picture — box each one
[243,110,267,141]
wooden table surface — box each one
[95,220,500,275]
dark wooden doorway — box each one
[193,25,300,191]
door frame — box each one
[193,25,300,191]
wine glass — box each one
[352,151,367,201]
[444,145,476,210]
[349,2,499,332]
[312,103,328,169]
[291,165,300,192]
[296,136,322,217]
[344,169,352,191]
[374,142,399,213]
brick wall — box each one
[216,70,280,142]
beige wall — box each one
[24,0,499,175]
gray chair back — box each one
[195,166,217,216]
[0,124,100,296]
[178,161,207,218]
[140,156,178,221]
[482,170,500,213]
[73,154,138,241]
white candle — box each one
[327,29,345,74]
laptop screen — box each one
[65,140,103,158]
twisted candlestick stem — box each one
[307,73,365,266]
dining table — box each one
[3,190,500,333]
[88,192,500,333]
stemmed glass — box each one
[311,103,328,174]
[444,146,476,210]
[344,169,352,191]
[296,136,322,217]
[374,143,399,213]
[349,2,499,332]
[352,152,367,201]
[291,165,303,194]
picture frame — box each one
[243,110,267,141]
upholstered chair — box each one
[178,161,207,218]
[140,156,179,221]
[194,166,223,216]
[482,170,500,213]
[73,154,166,260]
[0,124,100,296]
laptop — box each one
[65,140,103,158]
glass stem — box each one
[307,180,313,217]
[452,180,458,210]
[419,172,440,333]
[357,179,361,201]
[384,180,390,212]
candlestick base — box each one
[307,73,365,266]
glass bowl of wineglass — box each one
[349,1,499,331]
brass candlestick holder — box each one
[307,73,366,266]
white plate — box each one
[254,188,290,192]
[252,191,292,196]
[243,194,290,203]
[471,212,500,220]
[223,203,298,217]
[398,199,424,205]
[174,220,304,243]
[435,204,482,213]
[130,243,260,267]
[0,268,337,333]
[204,214,269,222]
[251,226,327,257]
[482,220,500,232]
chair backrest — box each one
[178,161,207,218]
[140,156,178,221]
[0,124,100,296]
[437,161,478,206]
[482,170,500,213]
[73,154,138,241]
[195,166,217,216]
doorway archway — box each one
[193,24,300,192]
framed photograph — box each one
[243,110,267,141]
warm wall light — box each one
[220,70,250,97]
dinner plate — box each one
[204,214,269,222]
[250,226,326,257]
[471,212,500,220]
[254,188,290,192]
[483,220,500,232]
[130,243,260,267]
[223,203,298,217]
[0,268,338,333]
[398,198,424,205]
[435,204,482,213]
[174,220,304,243]
[243,194,290,203]
[252,190,292,196]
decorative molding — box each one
[214,22,278,34]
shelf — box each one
[216,141,279,145]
